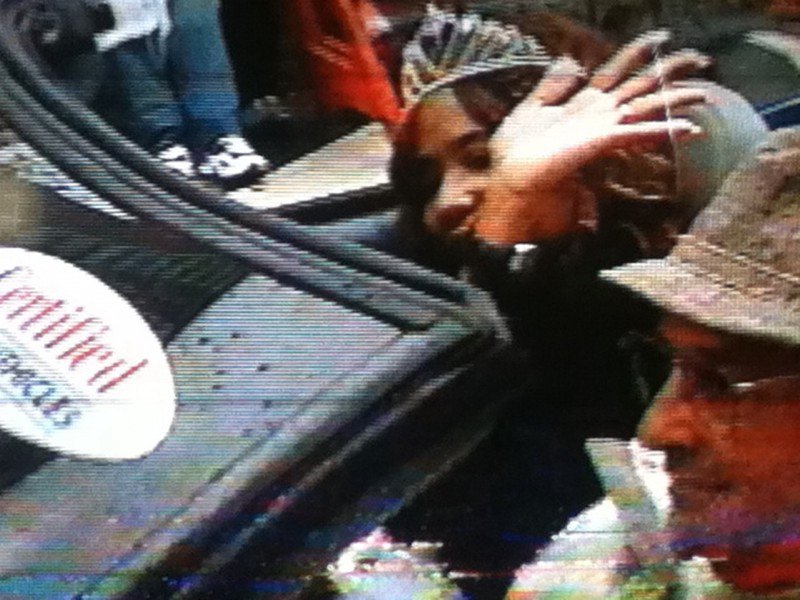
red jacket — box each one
[289,0,404,125]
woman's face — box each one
[397,88,494,241]
[394,81,600,247]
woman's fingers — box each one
[591,147,675,202]
[530,55,587,106]
[641,150,676,176]
[589,30,670,91]
[607,148,676,178]
[586,118,703,157]
[575,180,599,230]
[492,56,584,146]
[600,179,663,201]
[498,118,698,192]
[615,118,703,142]
[613,50,711,103]
[621,87,707,121]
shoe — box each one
[196,135,270,190]
[155,143,196,179]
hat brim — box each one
[601,258,800,346]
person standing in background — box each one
[93,0,269,189]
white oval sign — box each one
[0,248,176,460]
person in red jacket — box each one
[288,0,404,128]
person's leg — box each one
[95,38,195,177]
[166,0,269,187]
[166,0,240,149]
[99,37,184,152]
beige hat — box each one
[602,127,800,346]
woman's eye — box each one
[459,145,492,171]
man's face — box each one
[638,314,800,561]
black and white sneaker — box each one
[196,135,270,190]
[155,143,196,179]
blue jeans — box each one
[97,0,241,151]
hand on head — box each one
[473,31,710,244]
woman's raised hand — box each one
[474,31,710,244]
